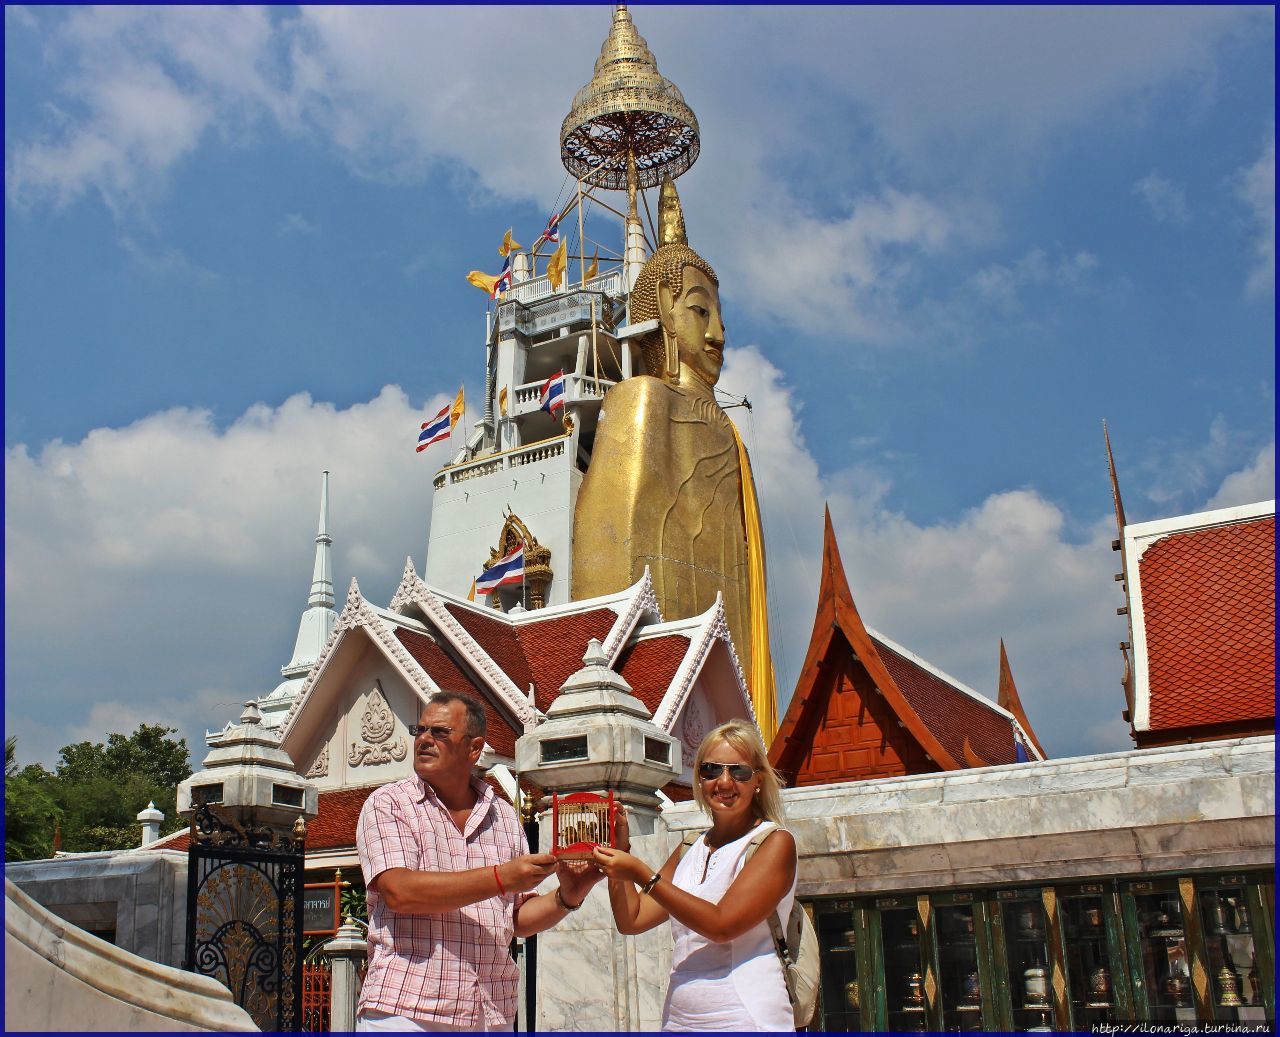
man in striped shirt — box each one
[356,691,601,1031]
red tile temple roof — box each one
[615,635,692,713]
[874,637,1019,767]
[441,603,618,711]
[441,605,534,695]
[145,784,383,855]
[514,610,619,710]
[307,785,379,850]
[395,627,517,756]
[1140,516,1275,731]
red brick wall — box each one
[787,651,938,786]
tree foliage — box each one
[5,725,193,859]
[5,737,62,861]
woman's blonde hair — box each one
[692,719,787,826]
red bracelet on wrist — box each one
[493,864,505,896]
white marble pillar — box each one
[324,918,368,1032]
[534,827,677,1031]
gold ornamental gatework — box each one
[486,509,553,609]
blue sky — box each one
[5,6,1274,771]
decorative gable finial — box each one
[390,556,423,613]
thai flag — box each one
[476,545,524,594]
[1013,730,1030,763]
[492,256,513,298]
[538,212,560,246]
[417,402,452,452]
[540,370,566,414]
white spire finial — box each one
[280,470,340,680]
[308,471,335,609]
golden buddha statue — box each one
[572,178,776,739]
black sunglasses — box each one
[698,761,757,783]
[408,724,456,740]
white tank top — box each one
[661,822,797,1032]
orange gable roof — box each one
[514,610,619,709]
[874,636,1021,768]
[998,639,1046,759]
[771,510,952,779]
[1139,514,1275,732]
[770,509,1036,784]
[439,605,535,696]
[307,785,380,850]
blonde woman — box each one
[593,720,797,1032]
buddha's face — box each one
[660,266,725,388]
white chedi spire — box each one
[282,470,338,677]
[307,470,335,610]
[212,471,340,739]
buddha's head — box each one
[631,179,725,388]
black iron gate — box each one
[185,802,306,1031]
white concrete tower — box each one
[424,5,699,611]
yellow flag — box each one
[499,228,522,257]
[467,579,477,602]
[450,386,465,426]
[467,270,499,295]
[547,240,568,290]
[498,386,508,417]
[585,248,599,282]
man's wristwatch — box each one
[639,872,662,896]
[554,886,582,912]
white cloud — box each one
[1133,171,1190,225]
[278,212,319,236]
[6,6,287,213]
[732,188,960,340]
[4,385,451,766]
[1235,134,1275,298]
[6,354,1131,767]
[1204,441,1275,511]
[1137,415,1274,512]
[971,247,1101,313]
[725,6,1260,175]
[8,63,213,212]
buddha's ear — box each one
[656,281,680,381]
[657,281,675,331]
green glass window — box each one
[1196,875,1271,1024]
[814,901,862,1032]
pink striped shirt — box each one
[356,775,533,1028]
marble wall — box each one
[534,735,1275,1030]
[7,849,189,968]
[6,878,256,1031]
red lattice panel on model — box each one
[550,791,620,859]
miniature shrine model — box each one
[7,6,1272,1034]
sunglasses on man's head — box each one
[698,761,757,783]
